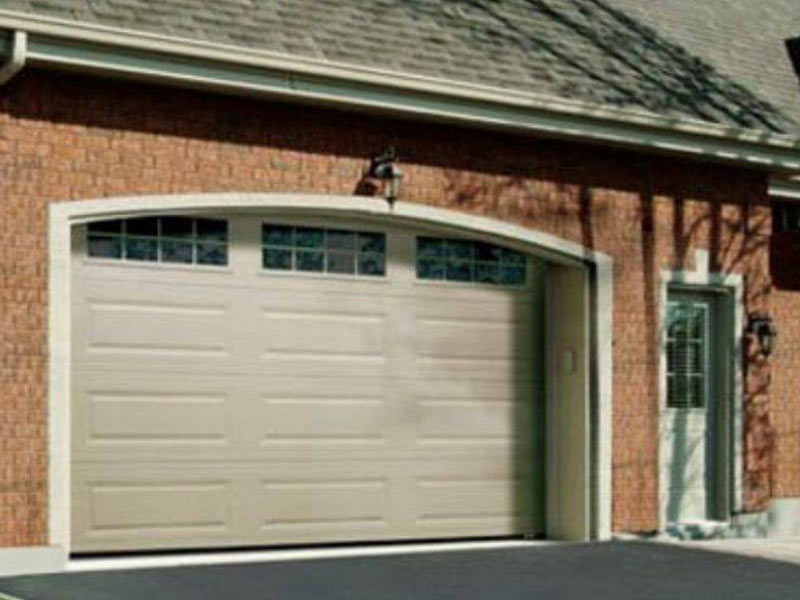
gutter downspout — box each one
[0,30,26,85]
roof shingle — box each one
[2,0,799,134]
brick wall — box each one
[0,70,793,546]
[769,228,800,502]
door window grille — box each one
[666,301,708,409]
[87,216,228,266]
[262,224,386,277]
[416,237,527,286]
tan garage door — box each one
[71,214,544,553]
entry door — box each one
[663,291,728,523]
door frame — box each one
[659,250,744,529]
[45,193,614,565]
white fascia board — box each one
[769,178,800,200]
[0,9,799,171]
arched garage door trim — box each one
[48,193,613,558]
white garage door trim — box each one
[45,193,613,566]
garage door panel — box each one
[416,357,538,382]
[415,479,528,518]
[88,482,231,532]
[72,372,241,461]
[72,472,240,552]
[257,293,394,378]
[71,221,544,552]
[75,284,241,372]
[261,398,391,444]
[73,462,397,551]
[414,399,532,442]
[411,378,538,400]
[74,370,408,462]
[254,375,388,397]
[414,292,539,368]
[416,320,533,361]
[260,286,392,312]
[73,261,238,293]
[261,478,390,531]
[260,523,393,545]
[254,376,397,460]
[414,307,534,330]
[85,301,229,355]
[255,357,389,379]
[73,455,537,551]
[86,393,229,443]
[255,376,395,454]
[262,312,386,356]
[254,276,395,298]
[411,283,532,304]
[414,306,541,382]
[252,461,399,540]
[414,514,530,537]
[413,298,537,325]
[412,463,533,536]
[258,309,390,378]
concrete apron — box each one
[676,537,800,566]
[631,499,800,565]
[663,499,800,540]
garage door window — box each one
[262,224,386,277]
[87,217,228,266]
[416,236,527,285]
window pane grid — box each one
[87,217,228,266]
[666,302,707,409]
[262,225,386,277]
[416,236,527,286]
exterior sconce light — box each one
[367,147,403,203]
[747,313,777,358]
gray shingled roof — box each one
[2,0,800,135]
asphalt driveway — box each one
[1,541,799,600]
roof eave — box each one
[770,177,800,200]
[2,10,800,172]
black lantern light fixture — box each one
[366,146,403,203]
[747,312,777,358]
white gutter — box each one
[770,178,800,200]
[0,9,792,147]
[0,29,26,84]
[0,9,799,170]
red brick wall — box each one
[769,227,800,502]
[0,70,793,545]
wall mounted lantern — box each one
[366,147,403,203]
[747,313,777,358]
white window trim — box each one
[659,249,745,530]
[37,193,614,575]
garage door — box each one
[71,214,544,553]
